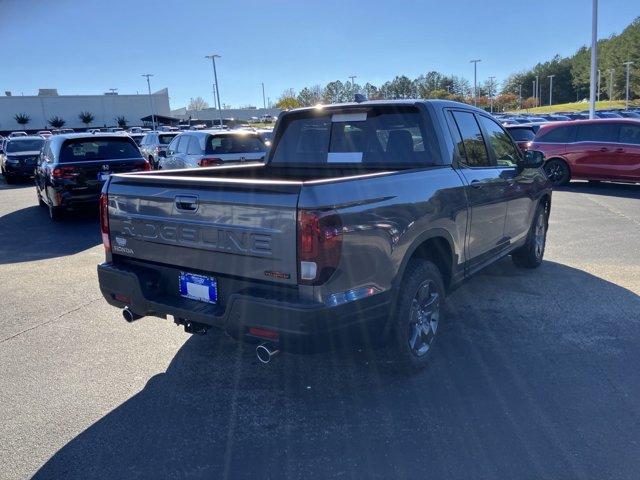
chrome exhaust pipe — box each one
[122,307,142,323]
[256,343,280,364]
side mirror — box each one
[158,150,167,158]
[522,150,544,169]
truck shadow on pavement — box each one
[33,259,640,480]
[0,205,100,265]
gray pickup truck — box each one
[97,100,551,368]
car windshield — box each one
[6,139,44,152]
[158,134,177,144]
[59,138,141,162]
[270,106,437,167]
[205,134,266,154]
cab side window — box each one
[618,124,640,145]
[477,115,520,167]
[450,111,491,167]
[176,136,189,154]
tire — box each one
[48,203,64,221]
[512,204,548,268]
[387,259,445,370]
[4,170,15,184]
[543,158,570,186]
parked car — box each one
[127,133,145,146]
[159,130,268,170]
[595,111,623,119]
[10,131,28,137]
[563,112,589,120]
[530,119,640,186]
[97,99,551,368]
[138,131,179,168]
[617,111,640,119]
[35,134,150,220]
[1,136,45,183]
[37,130,53,138]
[505,124,538,151]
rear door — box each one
[615,123,640,180]
[105,175,301,285]
[447,110,509,267]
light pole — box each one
[548,75,555,107]
[109,88,118,95]
[623,61,634,109]
[488,76,495,113]
[518,84,522,109]
[205,54,224,128]
[261,82,266,110]
[348,75,357,88]
[470,59,481,106]
[141,74,156,131]
[535,75,539,107]
[532,80,536,108]
[589,0,598,119]
[597,69,601,102]
[608,68,615,101]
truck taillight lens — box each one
[52,166,78,179]
[141,160,151,171]
[297,210,342,285]
[198,157,223,167]
[100,193,111,252]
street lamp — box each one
[608,68,615,101]
[548,75,555,107]
[589,0,598,119]
[623,61,634,109]
[597,69,601,102]
[205,54,224,129]
[488,76,495,113]
[141,74,156,131]
[535,75,539,107]
[261,82,266,110]
[470,59,481,106]
[348,75,357,88]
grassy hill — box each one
[509,100,640,114]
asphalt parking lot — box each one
[1,178,639,480]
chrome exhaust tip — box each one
[256,343,280,364]
[122,307,142,323]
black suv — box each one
[35,134,150,220]
[1,136,45,184]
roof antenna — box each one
[354,93,367,103]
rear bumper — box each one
[49,185,103,208]
[97,261,391,353]
[4,163,36,177]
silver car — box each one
[159,130,267,170]
[138,131,179,168]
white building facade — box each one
[0,89,171,133]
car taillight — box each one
[141,160,151,171]
[198,157,223,167]
[297,209,342,285]
[52,166,78,179]
[100,193,111,252]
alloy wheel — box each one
[407,280,440,357]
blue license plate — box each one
[179,272,217,304]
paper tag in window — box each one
[327,152,363,163]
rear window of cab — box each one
[59,138,142,162]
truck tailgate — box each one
[105,175,301,285]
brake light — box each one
[141,160,151,171]
[52,166,78,179]
[198,157,223,167]
[297,209,342,285]
[100,193,110,252]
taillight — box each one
[52,166,78,179]
[141,160,151,171]
[100,193,111,252]
[297,209,342,285]
[198,157,223,167]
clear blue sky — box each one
[0,0,636,109]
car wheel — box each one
[388,259,445,370]
[48,204,63,221]
[512,204,548,269]
[543,159,570,186]
[4,173,15,184]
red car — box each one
[529,119,640,186]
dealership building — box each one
[0,88,171,133]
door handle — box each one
[599,147,609,152]
[175,195,198,211]
[470,180,482,188]
[615,148,625,153]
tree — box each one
[363,82,380,100]
[188,96,209,111]
[297,85,324,106]
[78,111,94,126]
[385,76,416,99]
[276,88,301,110]
[323,80,349,103]
[14,113,30,129]
[49,116,65,128]
[116,116,128,128]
